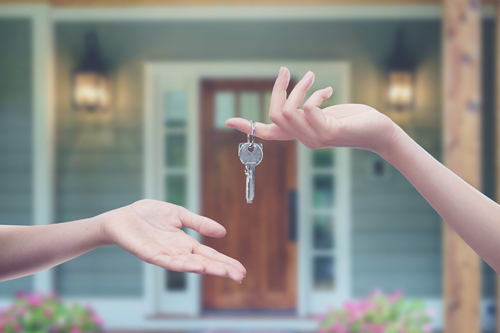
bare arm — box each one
[226,67,500,273]
[0,199,246,283]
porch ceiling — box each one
[0,0,496,6]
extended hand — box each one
[98,199,246,283]
[226,67,399,155]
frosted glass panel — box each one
[313,175,335,208]
[313,256,335,290]
[215,92,235,129]
[164,92,187,127]
[313,215,334,249]
[313,149,334,168]
[240,92,260,122]
[165,134,186,168]
[166,175,186,207]
[166,270,186,291]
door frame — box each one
[143,61,351,316]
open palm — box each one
[99,199,246,283]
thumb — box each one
[178,207,226,238]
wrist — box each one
[376,124,409,164]
[90,212,114,246]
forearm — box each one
[380,126,500,272]
[0,217,107,282]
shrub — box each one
[0,291,104,333]
[317,290,434,333]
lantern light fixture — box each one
[386,29,415,112]
[73,32,111,112]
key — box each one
[238,142,263,203]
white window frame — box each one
[144,61,351,317]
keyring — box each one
[247,120,256,148]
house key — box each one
[238,120,263,203]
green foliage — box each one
[317,290,434,333]
[0,292,104,333]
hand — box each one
[97,199,246,283]
[225,67,399,155]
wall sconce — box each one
[73,32,111,112]
[386,30,414,112]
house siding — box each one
[0,19,33,296]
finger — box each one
[197,258,244,283]
[178,207,226,238]
[225,118,293,141]
[154,255,244,283]
[152,255,205,273]
[280,72,317,146]
[268,68,318,147]
[284,70,315,110]
[186,254,244,283]
[269,66,290,114]
[281,109,321,148]
[303,87,334,139]
[194,244,247,276]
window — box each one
[163,92,189,292]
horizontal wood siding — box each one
[0,19,33,296]
[351,148,443,297]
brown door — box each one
[201,79,297,310]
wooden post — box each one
[443,0,482,332]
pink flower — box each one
[13,322,21,332]
[317,329,326,333]
[15,291,26,299]
[26,294,42,307]
[91,313,104,326]
[316,314,325,322]
[329,324,348,333]
[388,290,404,303]
[70,326,82,333]
[17,307,26,315]
[44,309,53,318]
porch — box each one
[0,0,498,332]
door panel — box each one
[201,79,296,310]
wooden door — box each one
[201,79,297,310]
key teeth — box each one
[247,199,252,204]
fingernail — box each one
[278,67,285,77]
[303,71,313,80]
[326,87,333,98]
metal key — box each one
[238,121,263,203]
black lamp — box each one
[386,29,414,112]
[73,33,111,112]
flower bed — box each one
[0,292,104,333]
[317,290,434,333]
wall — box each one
[0,19,33,296]
[54,19,494,299]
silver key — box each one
[238,121,263,203]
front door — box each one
[201,79,297,310]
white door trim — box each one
[143,61,351,316]
[0,4,55,294]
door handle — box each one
[288,190,297,242]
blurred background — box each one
[0,1,497,332]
